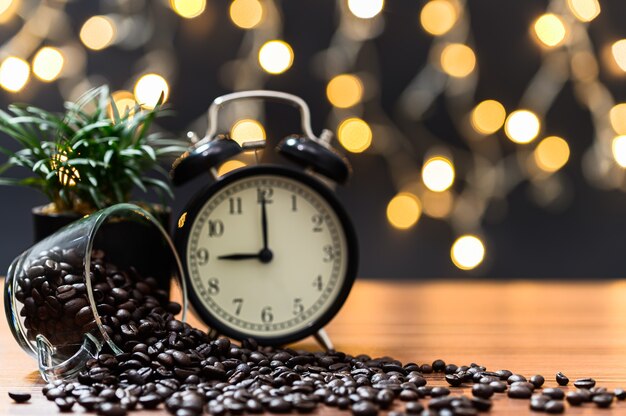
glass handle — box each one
[36,333,101,382]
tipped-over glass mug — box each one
[4,203,187,381]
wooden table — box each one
[2,278,626,415]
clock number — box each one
[293,298,304,315]
[196,248,209,265]
[313,275,323,291]
[208,220,224,237]
[257,187,273,204]
[312,214,324,232]
[208,278,220,295]
[261,306,273,323]
[323,245,337,263]
[229,197,242,215]
[291,195,297,212]
[233,298,243,315]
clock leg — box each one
[207,327,220,340]
[314,328,335,351]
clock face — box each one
[179,166,357,344]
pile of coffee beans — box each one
[10,248,626,415]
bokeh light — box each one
[609,103,626,135]
[326,74,363,108]
[612,136,626,168]
[386,192,421,230]
[533,14,567,48]
[470,100,506,135]
[420,0,458,36]
[422,190,453,219]
[258,40,294,74]
[422,156,455,192]
[229,0,263,29]
[134,73,169,109]
[451,235,485,270]
[32,47,64,82]
[0,57,29,93]
[440,43,476,78]
[534,136,570,173]
[337,118,372,153]
[230,119,266,146]
[504,110,541,144]
[347,0,384,19]
[0,0,19,23]
[109,90,137,118]
[80,16,116,51]
[170,0,206,19]
[567,0,600,22]
[611,40,626,72]
[217,160,247,176]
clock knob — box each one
[170,137,243,186]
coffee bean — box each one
[445,374,463,387]
[544,400,564,414]
[405,401,424,414]
[530,374,545,388]
[55,397,75,412]
[507,374,526,384]
[269,398,291,413]
[508,385,532,399]
[470,397,492,411]
[432,359,446,372]
[574,377,596,389]
[489,381,507,392]
[555,372,569,386]
[472,384,493,399]
[542,388,564,400]
[566,391,585,406]
[420,364,433,374]
[8,391,31,403]
[614,388,626,400]
[530,394,548,411]
[593,393,614,408]
[98,402,126,416]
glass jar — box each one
[4,203,187,381]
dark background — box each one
[2,1,626,278]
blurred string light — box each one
[533,14,567,48]
[386,192,421,230]
[439,43,476,78]
[451,235,485,270]
[504,110,540,144]
[327,74,363,108]
[230,119,266,146]
[32,47,64,82]
[609,103,626,135]
[258,40,294,74]
[422,156,455,192]
[420,0,458,36]
[0,57,29,92]
[337,117,372,153]
[229,0,263,29]
[347,0,384,19]
[611,40,626,72]
[170,0,206,19]
[80,16,116,51]
[134,73,169,109]
[0,0,18,23]
[566,0,600,22]
[470,100,506,135]
[612,136,626,168]
[534,136,570,173]
[109,90,136,118]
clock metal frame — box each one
[173,164,359,346]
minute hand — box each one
[217,253,261,260]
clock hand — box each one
[217,253,261,260]
[260,194,269,251]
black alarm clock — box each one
[171,90,358,349]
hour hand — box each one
[217,253,260,260]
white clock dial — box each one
[186,172,349,338]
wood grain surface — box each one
[2,278,626,415]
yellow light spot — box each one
[420,0,457,36]
[134,73,169,109]
[326,74,363,108]
[533,14,567,48]
[32,47,64,82]
[611,40,626,72]
[0,0,19,23]
[57,159,80,187]
[217,160,247,177]
[170,0,206,19]
[337,118,372,153]
[347,0,384,19]
[612,136,626,168]
[567,0,600,22]
[258,40,294,75]
[422,156,455,192]
[177,212,187,228]
[229,0,263,29]
[386,192,421,230]
[0,57,29,93]
[470,100,506,135]
[80,16,116,51]
[230,119,266,146]
[534,136,570,173]
[109,90,137,119]
[504,110,540,144]
[440,43,476,78]
[610,103,626,135]
[451,235,485,270]
[422,190,453,219]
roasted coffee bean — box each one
[470,397,492,411]
[8,391,31,403]
[444,364,458,374]
[471,384,494,399]
[405,401,424,414]
[544,400,565,414]
[530,394,548,411]
[530,374,545,388]
[55,397,75,412]
[495,370,513,380]
[430,387,450,397]
[593,393,614,408]
[489,381,507,392]
[614,388,626,400]
[566,391,585,406]
[399,390,419,401]
[574,377,596,389]
[432,359,446,372]
[555,372,569,386]
[98,402,126,416]
[542,388,565,400]
[420,364,433,374]
[508,385,532,399]
[445,374,463,387]
[268,398,291,413]
[507,374,526,384]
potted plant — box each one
[0,85,188,241]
